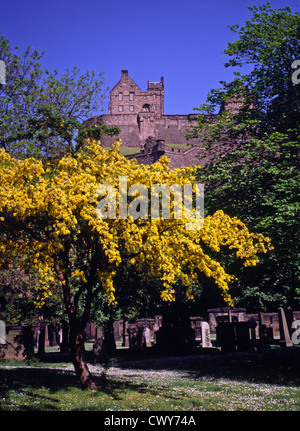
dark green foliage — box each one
[187,4,300,311]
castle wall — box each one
[164,146,206,169]
[155,115,199,146]
[97,113,202,149]
[98,114,141,147]
[127,144,211,169]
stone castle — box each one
[90,70,241,168]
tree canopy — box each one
[0,34,119,159]
[0,139,271,387]
[186,3,300,311]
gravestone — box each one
[153,322,160,344]
[190,317,203,340]
[59,321,69,352]
[248,317,257,341]
[155,298,196,350]
[44,325,50,347]
[194,320,202,340]
[121,320,129,347]
[93,338,108,363]
[248,317,258,350]
[278,307,293,347]
[37,324,46,356]
[217,321,251,352]
[208,307,246,334]
[201,321,212,348]
[85,322,92,340]
[48,324,57,346]
[259,324,269,348]
[235,322,250,351]
[128,325,146,352]
[96,326,104,340]
[0,325,34,360]
[216,322,236,352]
[144,327,151,347]
[266,327,274,344]
[0,320,6,344]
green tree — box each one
[0,35,43,155]
[0,34,119,158]
[224,2,300,136]
[186,3,300,311]
[6,104,119,159]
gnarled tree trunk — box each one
[57,251,103,390]
[69,317,98,390]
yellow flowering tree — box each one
[0,140,272,388]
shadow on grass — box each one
[0,367,79,405]
[0,364,159,410]
[0,367,73,410]
[0,347,299,411]
[114,347,300,387]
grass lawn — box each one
[166,143,192,150]
[118,146,140,156]
[0,348,299,411]
[103,145,140,156]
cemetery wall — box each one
[207,308,300,334]
[1,308,299,360]
[0,323,34,360]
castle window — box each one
[130,105,134,112]
[130,92,134,101]
[142,104,150,112]
[119,105,123,112]
[119,92,123,101]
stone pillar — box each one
[122,320,129,348]
[144,327,151,348]
[201,321,212,348]
[44,325,50,347]
[0,320,6,344]
[278,307,293,347]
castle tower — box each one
[109,70,164,117]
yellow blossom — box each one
[0,140,272,309]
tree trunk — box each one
[58,257,100,390]
[69,319,98,390]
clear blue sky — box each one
[1,0,299,114]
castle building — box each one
[91,70,240,168]
[109,69,165,117]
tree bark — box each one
[69,318,98,390]
[56,249,102,390]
